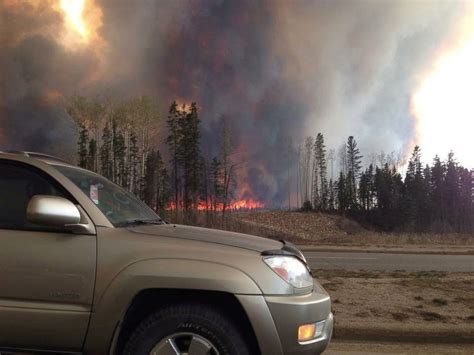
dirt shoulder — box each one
[325,340,474,354]
[313,269,474,344]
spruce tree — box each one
[78,123,89,168]
[186,103,202,210]
[337,171,347,212]
[210,157,223,211]
[404,146,424,230]
[166,101,181,211]
[87,138,97,172]
[444,152,459,229]
[346,136,363,209]
[314,133,328,209]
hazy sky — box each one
[1,0,470,204]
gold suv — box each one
[0,151,333,355]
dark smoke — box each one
[1,2,100,158]
[0,0,465,205]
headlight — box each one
[263,256,313,288]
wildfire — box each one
[228,199,264,210]
[167,199,264,211]
[411,3,474,167]
[38,90,62,106]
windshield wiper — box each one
[116,218,166,227]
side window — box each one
[0,161,71,231]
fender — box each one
[83,258,262,354]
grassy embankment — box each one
[163,210,474,247]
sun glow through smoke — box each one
[411,4,474,168]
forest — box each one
[67,95,474,233]
[67,96,238,219]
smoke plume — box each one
[0,0,465,205]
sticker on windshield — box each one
[90,184,99,204]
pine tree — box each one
[87,138,97,172]
[359,169,369,211]
[431,155,446,226]
[77,123,89,168]
[177,103,202,211]
[346,136,363,209]
[404,146,425,231]
[314,133,328,209]
[157,166,170,212]
[144,150,170,212]
[218,118,237,216]
[210,157,223,211]
[166,101,181,212]
[458,167,473,232]
[372,163,403,230]
[337,171,347,212]
[199,157,210,212]
[444,152,459,229]
[186,103,202,210]
[303,136,314,204]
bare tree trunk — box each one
[287,140,291,211]
[296,146,300,209]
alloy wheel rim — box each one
[149,332,220,355]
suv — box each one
[0,152,333,355]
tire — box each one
[122,302,251,355]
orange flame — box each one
[166,199,264,212]
[38,90,62,106]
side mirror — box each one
[27,195,81,227]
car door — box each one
[0,160,96,352]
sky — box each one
[0,0,472,205]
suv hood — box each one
[129,224,283,252]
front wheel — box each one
[122,302,251,355]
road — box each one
[304,251,474,272]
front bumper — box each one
[237,281,333,354]
[265,287,333,354]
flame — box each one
[411,3,474,167]
[38,90,62,106]
[228,199,264,210]
[166,199,264,211]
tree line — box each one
[297,134,473,233]
[68,95,473,232]
[68,96,238,218]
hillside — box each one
[232,211,474,246]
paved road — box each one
[304,251,474,272]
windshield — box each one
[54,165,162,227]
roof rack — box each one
[4,151,71,164]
